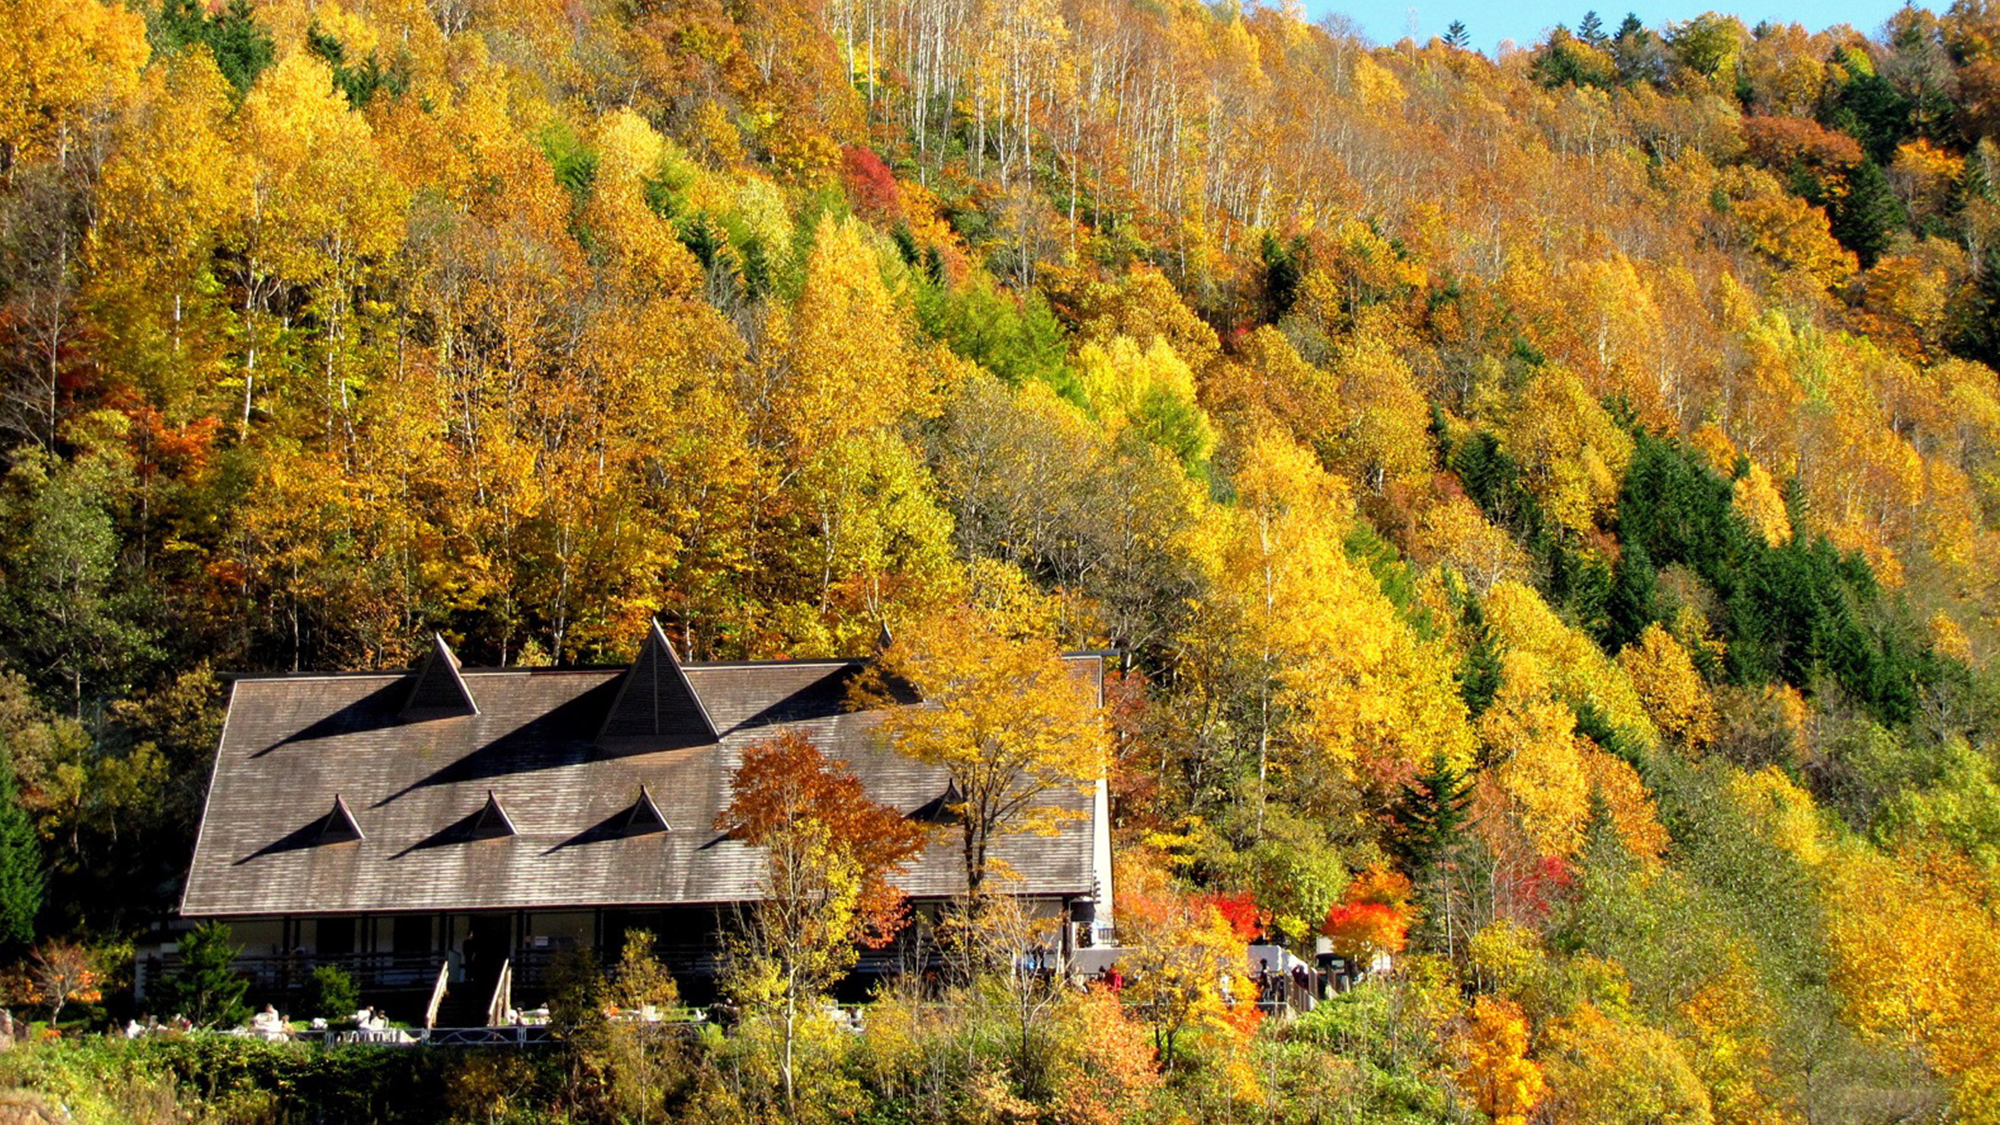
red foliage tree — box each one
[721,729,928,947]
[841,145,903,221]
[1200,890,1266,943]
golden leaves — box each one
[1619,624,1719,753]
[1461,996,1547,1125]
[868,605,1107,893]
[0,0,147,166]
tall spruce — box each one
[158,0,274,93]
[1391,753,1476,875]
[1832,159,1906,268]
[1457,599,1504,721]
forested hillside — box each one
[6,0,2000,1119]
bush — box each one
[303,964,359,1021]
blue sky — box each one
[1294,0,1913,55]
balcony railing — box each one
[138,952,451,999]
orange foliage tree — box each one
[1321,867,1413,970]
[27,939,101,1024]
[1461,996,1546,1125]
[719,730,928,1113]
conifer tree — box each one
[1832,159,1906,268]
[1391,753,1475,875]
[0,755,40,949]
[1605,541,1659,651]
[1459,603,1505,721]
[158,922,249,1027]
[158,0,274,93]
[1444,20,1470,49]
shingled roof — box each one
[181,643,1106,918]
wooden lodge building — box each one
[164,624,1114,1013]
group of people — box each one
[1253,960,1319,1005]
[121,1004,395,1042]
[121,1014,194,1038]
[1082,963,1127,992]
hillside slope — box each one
[6,0,2000,1118]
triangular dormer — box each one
[464,790,517,840]
[906,780,964,825]
[597,619,718,751]
[313,794,365,844]
[403,634,478,718]
[867,621,922,706]
[619,784,671,835]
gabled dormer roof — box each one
[906,780,965,825]
[313,794,364,843]
[403,634,477,718]
[597,619,718,751]
[868,620,922,705]
[464,791,517,840]
[619,785,671,835]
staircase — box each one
[427,958,512,1028]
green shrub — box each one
[302,965,359,1021]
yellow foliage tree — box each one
[1462,996,1547,1125]
[1485,581,1659,751]
[1582,747,1670,865]
[585,108,704,298]
[1539,1002,1714,1125]
[1731,462,1793,547]
[1618,624,1719,753]
[1077,335,1216,476]
[1823,842,2000,1116]
[1481,650,1593,859]
[864,606,1106,901]
[1726,766,1824,867]
[1200,429,1474,818]
[754,215,925,465]
[1489,367,1634,538]
[0,0,147,168]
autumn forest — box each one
[4,0,2000,1119]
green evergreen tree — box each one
[1456,600,1504,720]
[1444,20,1471,49]
[1605,540,1659,651]
[1831,160,1906,269]
[1391,752,1475,874]
[158,0,275,93]
[1611,13,1667,85]
[1579,10,1607,45]
[1259,232,1307,322]
[158,922,249,1027]
[0,755,41,949]
[1825,73,1913,166]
